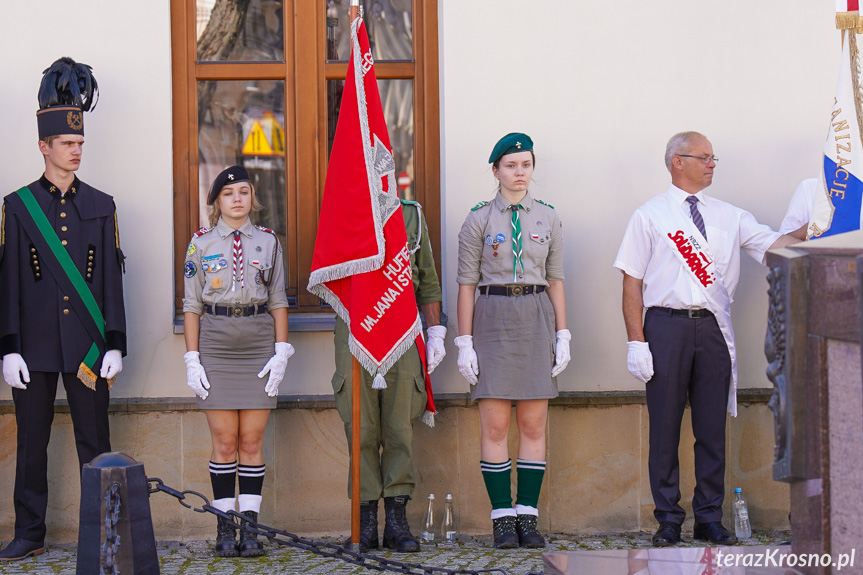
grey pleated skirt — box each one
[471,291,558,401]
[197,313,277,410]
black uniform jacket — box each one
[0,176,126,372]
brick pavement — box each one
[0,530,790,574]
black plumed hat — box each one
[36,57,99,139]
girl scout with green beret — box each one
[455,133,571,549]
[182,166,292,557]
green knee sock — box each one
[515,459,546,509]
[481,459,512,510]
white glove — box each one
[551,329,572,378]
[453,335,479,385]
[184,351,211,400]
[260,342,295,397]
[627,341,654,383]
[2,353,30,390]
[100,349,123,379]
[425,325,447,374]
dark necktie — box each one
[686,195,707,241]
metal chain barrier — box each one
[147,477,513,575]
[102,482,122,575]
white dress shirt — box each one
[779,177,818,234]
[614,185,781,309]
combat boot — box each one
[214,516,239,557]
[343,500,380,551]
[239,511,266,557]
[383,495,420,552]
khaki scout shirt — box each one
[182,217,289,314]
[457,191,564,287]
[401,199,442,305]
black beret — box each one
[489,132,534,164]
[207,165,250,205]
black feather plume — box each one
[38,57,99,112]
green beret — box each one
[489,133,533,164]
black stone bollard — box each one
[77,452,160,575]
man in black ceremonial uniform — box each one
[0,57,127,561]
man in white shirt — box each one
[613,131,804,547]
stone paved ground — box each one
[0,530,790,574]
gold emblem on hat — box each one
[67,111,83,131]
[211,277,223,289]
[516,141,522,149]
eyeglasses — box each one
[677,154,719,164]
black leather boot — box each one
[214,516,239,557]
[383,495,420,552]
[516,514,546,548]
[239,511,266,557]
[343,500,380,551]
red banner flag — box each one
[308,17,423,386]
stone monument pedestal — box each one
[766,230,863,575]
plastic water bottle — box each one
[421,493,435,542]
[440,493,456,544]
[733,487,752,539]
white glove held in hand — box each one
[627,341,654,383]
[100,349,123,380]
[184,351,210,400]
[551,329,572,378]
[260,342,295,397]
[3,353,30,390]
[453,335,479,385]
[425,325,447,374]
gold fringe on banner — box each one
[837,11,863,31]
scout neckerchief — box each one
[10,186,113,390]
[642,190,740,416]
[510,204,524,281]
[231,229,245,290]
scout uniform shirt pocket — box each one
[528,230,551,258]
[201,253,229,291]
[248,257,273,286]
[482,231,510,278]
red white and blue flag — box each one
[307,16,435,421]
[808,19,863,238]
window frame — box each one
[170,0,441,322]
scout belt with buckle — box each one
[204,303,269,317]
[479,284,546,297]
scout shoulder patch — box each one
[184,261,197,278]
[192,226,212,239]
[187,243,196,256]
[536,199,555,209]
[471,201,490,211]
[255,225,275,235]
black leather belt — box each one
[653,306,713,319]
[479,285,545,297]
[204,303,269,317]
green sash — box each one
[14,186,109,389]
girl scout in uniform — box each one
[455,133,571,549]
[182,165,292,557]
